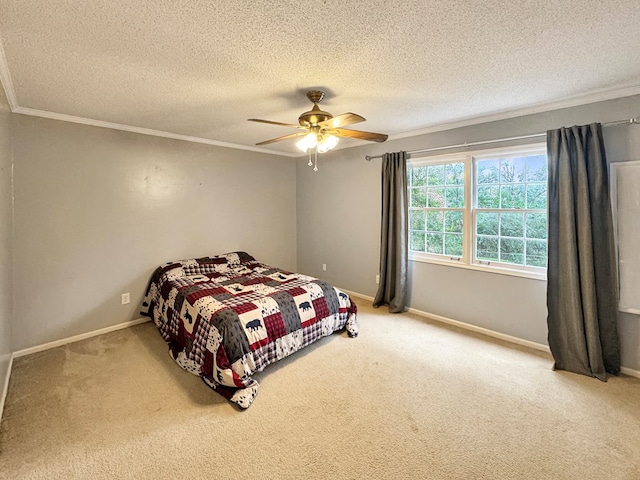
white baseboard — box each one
[12,317,150,358]
[341,287,550,353]
[339,288,374,303]
[405,306,551,353]
[620,366,640,379]
[404,305,640,379]
[0,353,13,425]
[341,288,640,379]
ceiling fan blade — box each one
[256,131,308,146]
[319,112,366,129]
[331,128,388,143]
[248,118,304,129]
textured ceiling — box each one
[1,0,640,156]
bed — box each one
[141,251,358,408]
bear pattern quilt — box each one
[141,252,358,408]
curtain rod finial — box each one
[365,155,371,161]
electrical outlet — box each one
[121,292,130,305]
[375,274,380,284]
[322,263,327,271]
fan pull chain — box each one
[314,148,318,172]
[308,149,312,167]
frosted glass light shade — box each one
[317,134,339,153]
[296,133,317,152]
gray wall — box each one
[297,95,640,372]
[4,92,639,372]
[11,116,296,351]
[0,85,12,384]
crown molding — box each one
[11,106,298,157]
[0,39,18,110]
[388,84,640,141]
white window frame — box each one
[408,143,547,281]
[408,154,469,262]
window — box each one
[408,144,547,279]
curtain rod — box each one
[364,117,639,161]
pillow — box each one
[176,252,256,276]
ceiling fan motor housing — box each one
[298,105,333,128]
[299,91,333,127]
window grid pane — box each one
[410,207,464,258]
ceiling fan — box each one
[249,90,388,171]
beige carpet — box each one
[1,299,639,479]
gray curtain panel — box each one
[373,151,408,313]
[546,123,620,381]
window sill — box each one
[409,254,547,282]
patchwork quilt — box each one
[141,251,358,408]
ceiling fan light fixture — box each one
[250,90,387,170]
